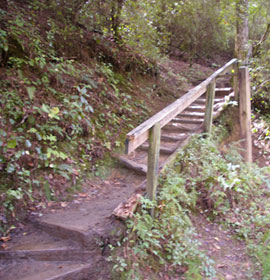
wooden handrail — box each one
[125,58,238,154]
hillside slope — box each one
[0,0,213,233]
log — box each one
[113,154,147,175]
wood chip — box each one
[112,193,142,219]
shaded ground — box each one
[194,215,260,280]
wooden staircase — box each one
[115,88,234,176]
[114,59,239,201]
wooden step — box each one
[215,87,233,96]
[162,123,197,133]
[178,112,205,119]
[113,154,147,175]
[161,134,187,142]
[172,118,203,124]
[194,97,224,105]
[185,105,205,112]
[140,144,176,155]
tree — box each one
[235,0,249,62]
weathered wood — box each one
[161,134,187,142]
[125,59,238,154]
[185,105,205,112]
[172,118,203,124]
[233,63,239,101]
[239,67,252,163]
[140,144,175,155]
[112,193,142,220]
[146,123,161,201]
[215,87,233,96]
[203,80,216,134]
[163,123,197,133]
[114,154,147,175]
[178,112,205,119]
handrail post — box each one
[146,123,161,203]
[239,67,252,163]
[233,62,239,101]
[203,80,216,134]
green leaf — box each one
[6,163,15,173]
[25,140,32,148]
[7,139,17,149]
[26,86,36,100]
[41,104,50,113]
[43,181,51,201]
[48,107,60,119]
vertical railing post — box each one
[146,123,161,202]
[239,67,252,163]
[203,80,216,134]
[233,62,239,101]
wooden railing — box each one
[125,58,240,200]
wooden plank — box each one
[161,134,187,142]
[172,118,203,124]
[140,144,175,155]
[146,123,161,201]
[113,154,147,175]
[163,123,198,133]
[125,59,238,154]
[215,87,233,96]
[239,67,252,163]
[233,63,239,101]
[185,105,205,112]
[203,80,216,134]
[178,112,205,118]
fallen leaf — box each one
[0,236,11,242]
[79,193,87,198]
[61,202,68,207]
[1,243,8,249]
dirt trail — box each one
[193,215,259,280]
[0,59,259,280]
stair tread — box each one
[0,260,94,280]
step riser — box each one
[34,221,96,250]
[161,135,187,142]
[172,118,203,124]
[178,113,205,119]
[140,145,175,155]
[0,249,94,262]
[162,126,195,133]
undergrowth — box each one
[110,125,270,279]
[0,1,159,234]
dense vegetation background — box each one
[0,0,270,239]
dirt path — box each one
[193,215,259,280]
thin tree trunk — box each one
[111,0,124,43]
[235,0,249,63]
[252,23,270,57]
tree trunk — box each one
[111,0,124,43]
[235,0,249,63]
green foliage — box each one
[0,1,156,234]
[250,50,270,115]
[175,129,270,277]
[109,188,215,279]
